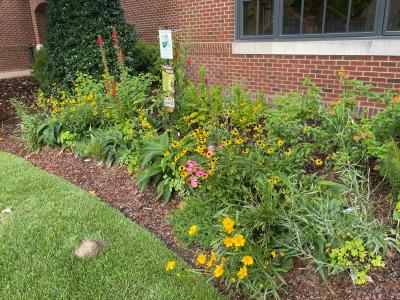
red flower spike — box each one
[119,52,125,63]
[111,81,118,97]
[112,27,119,46]
[97,35,104,47]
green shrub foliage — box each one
[32,48,51,90]
[45,0,138,85]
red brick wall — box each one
[121,0,178,43]
[35,3,46,44]
[123,0,400,110]
[0,0,36,71]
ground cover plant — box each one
[12,37,400,299]
[0,152,223,300]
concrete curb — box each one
[0,70,33,80]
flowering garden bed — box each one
[2,34,400,298]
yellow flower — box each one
[165,260,176,271]
[285,148,292,156]
[188,225,198,236]
[271,250,277,258]
[256,140,266,149]
[223,139,232,147]
[214,264,224,278]
[315,159,324,166]
[267,148,275,155]
[242,255,254,266]
[163,151,170,157]
[396,201,400,213]
[210,250,217,262]
[231,129,239,136]
[223,237,234,248]
[206,259,213,269]
[237,266,248,279]
[232,234,246,248]
[277,139,284,146]
[222,217,235,234]
[280,252,285,257]
[196,253,207,266]
[241,148,249,155]
[234,137,243,145]
[304,126,311,132]
[171,140,180,149]
[230,277,236,283]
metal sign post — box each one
[159,29,175,113]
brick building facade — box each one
[124,0,400,111]
[1,0,399,111]
[0,0,46,71]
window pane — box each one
[387,0,400,31]
[303,0,324,34]
[283,0,302,34]
[349,0,376,32]
[325,0,349,33]
[243,0,257,36]
[259,0,274,35]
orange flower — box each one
[353,135,359,142]
[393,96,399,103]
[329,110,336,116]
[361,133,368,139]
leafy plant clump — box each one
[13,38,400,299]
[45,0,139,86]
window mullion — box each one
[346,0,353,32]
[300,0,305,35]
[256,0,260,35]
[322,0,327,33]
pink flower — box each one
[189,176,198,188]
[207,146,215,156]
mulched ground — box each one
[0,77,38,135]
[1,77,399,300]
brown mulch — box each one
[0,76,38,135]
[1,77,399,300]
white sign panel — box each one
[159,30,173,60]
[164,97,175,109]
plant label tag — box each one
[162,65,175,112]
[159,30,173,60]
[164,97,175,112]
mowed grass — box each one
[0,152,224,300]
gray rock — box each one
[74,239,106,259]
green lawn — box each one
[0,152,223,300]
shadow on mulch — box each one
[0,77,399,300]
[0,76,38,135]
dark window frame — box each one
[383,0,400,35]
[236,0,400,40]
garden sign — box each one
[159,30,175,112]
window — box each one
[237,0,400,39]
[385,0,400,33]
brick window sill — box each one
[232,39,400,56]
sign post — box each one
[159,29,175,112]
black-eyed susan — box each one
[315,159,324,166]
